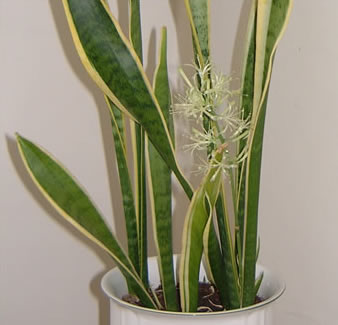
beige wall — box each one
[1,1,335,324]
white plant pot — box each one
[101,256,285,325]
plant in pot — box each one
[16,0,293,323]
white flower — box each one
[174,59,251,175]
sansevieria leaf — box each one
[185,0,214,159]
[179,153,223,312]
[147,27,177,311]
[128,0,148,286]
[128,0,143,61]
[105,97,140,276]
[214,187,241,309]
[16,134,157,309]
[62,0,193,199]
[237,1,258,251]
[203,214,229,309]
[241,0,293,307]
[184,0,210,65]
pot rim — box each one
[101,260,285,317]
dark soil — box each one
[122,282,263,312]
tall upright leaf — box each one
[240,0,293,307]
[105,98,140,275]
[237,0,257,252]
[62,0,193,199]
[184,0,210,65]
[203,213,230,310]
[214,187,241,309]
[128,0,148,286]
[184,0,212,149]
[16,134,157,309]
[179,153,223,312]
[147,28,177,311]
[128,0,143,61]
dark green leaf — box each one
[179,155,223,312]
[148,27,177,311]
[63,0,192,199]
[128,0,148,286]
[185,0,210,64]
[241,0,293,306]
[106,98,139,275]
[16,134,156,308]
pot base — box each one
[101,256,285,325]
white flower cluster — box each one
[175,59,251,176]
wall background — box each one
[1,1,335,324]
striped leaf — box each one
[214,186,241,309]
[128,0,148,286]
[254,271,264,297]
[241,0,293,307]
[153,28,175,144]
[203,214,229,309]
[179,155,223,312]
[16,134,157,309]
[147,27,177,311]
[131,124,148,285]
[184,0,214,159]
[237,1,258,255]
[106,97,139,276]
[253,0,273,117]
[62,0,193,199]
[128,0,143,61]
[184,0,210,64]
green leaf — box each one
[128,0,148,286]
[237,1,257,256]
[254,271,264,297]
[132,125,148,285]
[184,0,210,64]
[16,134,157,309]
[203,215,230,309]
[147,27,177,311]
[179,154,223,312]
[128,0,143,62]
[240,0,293,307]
[147,139,177,311]
[214,187,241,309]
[253,0,273,117]
[62,0,193,199]
[106,97,140,276]
[184,0,213,160]
[153,28,175,143]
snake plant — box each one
[16,0,293,312]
